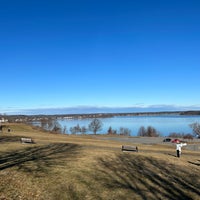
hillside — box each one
[0,123,200,200]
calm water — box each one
[58,115,200,136]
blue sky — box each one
[1,0,200,114]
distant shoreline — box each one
[1,110,200,122]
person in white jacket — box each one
[176,142,187,157]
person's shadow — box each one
[166,153,177,157]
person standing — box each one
[176,142,187,157]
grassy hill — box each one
[0,123,200,200]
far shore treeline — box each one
[1,110,200,123]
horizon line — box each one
[1,104,200,115]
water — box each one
[57,115,200,136]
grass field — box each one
[0,123,200,200]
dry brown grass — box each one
[0,123,200,200]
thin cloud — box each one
[2,104,200,115]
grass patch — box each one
[0,123,200,199]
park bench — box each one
[122,145,138,152]
[21,137,34,144]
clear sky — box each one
[1,0,200,114]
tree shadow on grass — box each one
[0,143,81,176]
[0,135,22,143]
[90,154,200,200]
[188,160,200,166]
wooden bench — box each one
[122,145,138,152]
[21,137,34,144]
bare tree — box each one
[62,125,68,134]
[70,127,76,134]
[189,122,200,137]
[81,126,87,134]
[51,121,62,134]
[70,124,81,134]
[146,126,159,137]
[40,118,49,130]
[107,126,117,135]
[39,118,63,134]
[88,118,103,134]
[137,126,146,136]
[137,125,159,137]
[119,127,131,136]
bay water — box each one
[58,115,200,136]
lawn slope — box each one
[0,123,199,200]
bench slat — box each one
[21,137,34,144]
[122,145,138,152]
